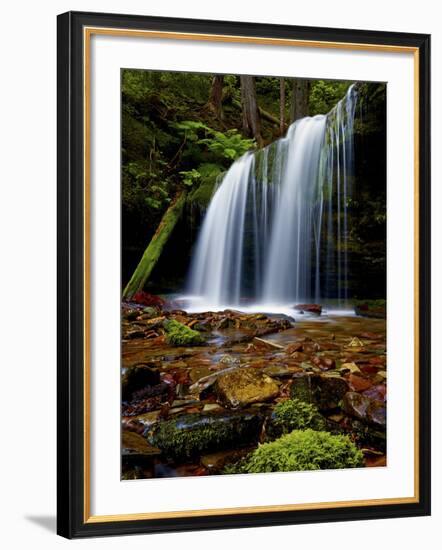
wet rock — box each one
[364,454,387,467]
[122,430,161,459]
[122,365,161,401]
[125,329,145,340]
[189,366,213,384]
[130,291,165,308]
[201,448,253,473]
[263,365,295,378]
[285,342,304,354]
[363,384,386,402]
[132,410,161,430]
[290,373,348,411]
[252,337,285,350]
[339,362,361,374]
[368,355,386,366]
[343,392,386,429]
[311,355,336,371]
[346,336,365,349]
[294,304,322,315]
[342,391,370,421]
[148,411,264,459]
[123,309,140,321]
[215,317,234,330]
[218,354,240,366]
[367,400,386,429]
[354,300,386,319]
[193,320,212,332]
[202,403,224,413]
[349,418,386,451]
[141,306,158,318]
[348,374,373,392]
[290,351,309,362]
[213,367,280,408]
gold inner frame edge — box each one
[82,26,420,524]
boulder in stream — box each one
[213,367,280,408]
[148,411,264,459]
[290,373,348,411]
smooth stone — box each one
[343,392,386,428]
[263,365,293,378]
[342,391,371,421]
[348,374,373,392]
[200,448,251,472]
[202,403,224,413]
[122,430,161,457]
[214,367,280,408]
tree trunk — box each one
[240,76,263,147]
[290,79,311,123]
[208,75,224,120]
[122,190,187,300]
[279,78,286,135]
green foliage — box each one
[270,399,326,436]
[163,319,204,346]
[174,120,256,162]
[309,80,351,116]
[179,168,201,187]
[225,430,363,474]
[200,129,255,160]
[187,163,224,209]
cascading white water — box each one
[262,116,326,304]
[186,84,357,311]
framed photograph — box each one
[57,11,431,538]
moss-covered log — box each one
[123,190,187,300]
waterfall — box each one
[186,84,357,311]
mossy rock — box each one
[290,373,348,411]
[354,299,386,319]
[163,319,204,346]
[148,411,263,459]
[265,399,326,440]
[225,429,363,474]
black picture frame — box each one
[57,10,431,538]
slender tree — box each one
[240,75,263,147]
[279,78,286,135]
[208,75,225,120]
[290,79,311,122]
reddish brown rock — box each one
[348,374,373,392]
[294,304,322,315]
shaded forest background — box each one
[122,70,386,300]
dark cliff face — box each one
[350,82,387,300]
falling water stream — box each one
[186,85,358,312]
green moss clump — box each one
[163,319,204,346]
[225,429,363,474]
[268,399,326,439]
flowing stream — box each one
[186,85,357,311]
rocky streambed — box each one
[121,295,387,479]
